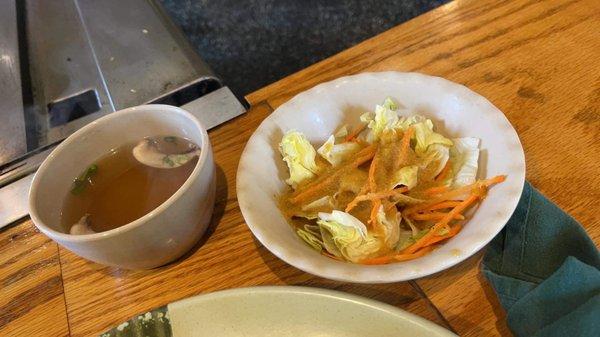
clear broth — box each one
[60,136,198,233]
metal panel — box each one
[25,0,114,146]
[0,0,27,164]
[181,87,246,130]
[0,174,32,227]
[76,0,218,109]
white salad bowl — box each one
[237,72,525,283]
[29,105,216,269]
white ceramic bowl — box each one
[237,72,525,283]
[29,105,216,269]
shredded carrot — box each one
[368,150,379,192]
[360,255,392,265]
[396,127,414,169]
[395,245,436,261]
[345,187,409,212]
[483,175,507,185]
[345,123,368,142]
[421,185,449,195]
[435,160,452,182]
[420,201,462,212]
[360,245,436,265]
[403,194,479,254]
[403,175,506,214]
[351,137,368,146]
[411,212,465,221]
[289,145,377,204]
[421,224,462,247]
[367,148,381,224]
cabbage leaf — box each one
[317,211,382,262]
[412,119,453,155]
[279,131,318,188]
[390,165,419,190]
[450,137,480,187]
[317,135,361,166]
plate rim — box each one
[168,285,457,336]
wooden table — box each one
[2,0,599,335]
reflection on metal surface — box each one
[0,0,26,164]
[0,174,33,228]
[181,87,246,130]
[25,0,114,148]
[76,0,217,109]
[2,0,223,167]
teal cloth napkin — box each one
[482,181,600,337]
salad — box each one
[277,98,505,265]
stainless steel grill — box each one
[0,0,247,227]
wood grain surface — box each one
[57,104,447,336]
[2,0,599,336]
[0,224,69,336]
[249,0,600,335]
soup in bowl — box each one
[29,105,216,269]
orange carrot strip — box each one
[421,224,462,247]
[369,200,381,225]
[345,123,368,142]
[396,127,415,169]
[360,254,393,265]
[394,245,436,261]
[404,175,506,214]
[367,147,381,224]
[360,245,436,265]
[411,212,465,221]
[435,160,452,182]
[403,194,479,254]
[422,185,449,195]
[368,150,379,192]
[289,145,377,204]
[344,181,369,212]
[345,187,409,212]
[421,201,462,212]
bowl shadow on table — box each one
[94,164,228,277]
[251,236,426,312]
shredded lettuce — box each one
[419,143,450,180]
[450,137,480,187]
[390,165,419,190]
[412,119,453,154]
[296,229,324,252]
[382,97,398,111]
[402,215,419,237]
[360,103,400,143]
[376,205,400,248]
[317,211,381,262]
[334,124,349,139]
[293,196,336,219]
[396,230,415,251]
[396,115,426,131]
[279,131,318,188]
[317,135,361,166]
[318,210,367,237]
